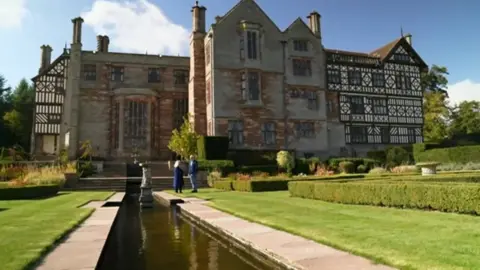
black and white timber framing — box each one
[326,37,427,145]
[32,53,69,135]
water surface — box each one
[98,194,270,270]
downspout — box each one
[210,29,215,135]
[281,40,288,150]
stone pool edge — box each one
[35,192,125,270]
[154,191,395,270]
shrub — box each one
[368,167,388,174]
[226,150,280,166]
[288,181,480,214]
[328,158,378,172]
[197,136,229,160]
[356,165,367,173]
[414,144,480,164]
[0,184,60,200]
[366,150,387,165]
[391,165,418,174]
[294,158,310,175]
[252,171,270,179]
[385,146,411,168]
[198,160,235,175]
[339,161,355,173]
[207,171,222,187]
[213,180,234,191]
[277,151,295,175]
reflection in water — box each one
[98,195,268,270]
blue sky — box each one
[1,0,478,104]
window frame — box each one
[111,66,124,82]
[292,59,312,77]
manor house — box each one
[31,0,427,160]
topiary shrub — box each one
[356,164,367,173]
[277,151,295,175]
[339,161,355,174]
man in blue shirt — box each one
[188,155,198,193]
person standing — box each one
[173,160,184,193]
[188,155,198,193]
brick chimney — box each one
[307,11,321,39]
[103,35,110,52]
[39,45,53,72]
[188,1,207,135]
[71,17,84,44]
[96,35,104,51]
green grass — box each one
[169,189,480,270]
[0,191,113,270]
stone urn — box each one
[416,162,440,176]
[64,173,79,188]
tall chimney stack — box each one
[404,33,412,46]
[71,17,84,44]
[191,1,206,33]
[39,45,53,72]
[102,36,110,52]
[307,11,321,39]
[96,35,104,52]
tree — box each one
[421,65,449,96]
[421,65,450,142]
[0,74,13,148]
[3,79,34,151]
[423,92,450,142]
[167,116,199,160]
[449,101,480,136]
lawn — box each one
[0,191,113,270]
[171,189,480,270]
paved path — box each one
[35,192,125,270]
[155,191,394,270]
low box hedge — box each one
[288,180,480,214]
[212,180,234,191]
[230,174,365,192]
[0,184,60,200]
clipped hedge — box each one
[197,136,229,160]
[289,180,480,214]
[229,174,365,192]
[0,184,60,200]
[213,180,234,191]
[414,144,480,164]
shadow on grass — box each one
[0,208,7,212]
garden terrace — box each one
[0,191,113,270]
[170,189,480,269]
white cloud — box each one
[82,0,190,56]
[447,79,480,106]
[0,0,28,29]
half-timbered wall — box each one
[34,57,69,134]
[326,44,424,146]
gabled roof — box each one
[215,0,283,33]
[283,17,316,37]
[326,35,428,69]
[31,53,69,82]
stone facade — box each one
[31,0,426,160]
